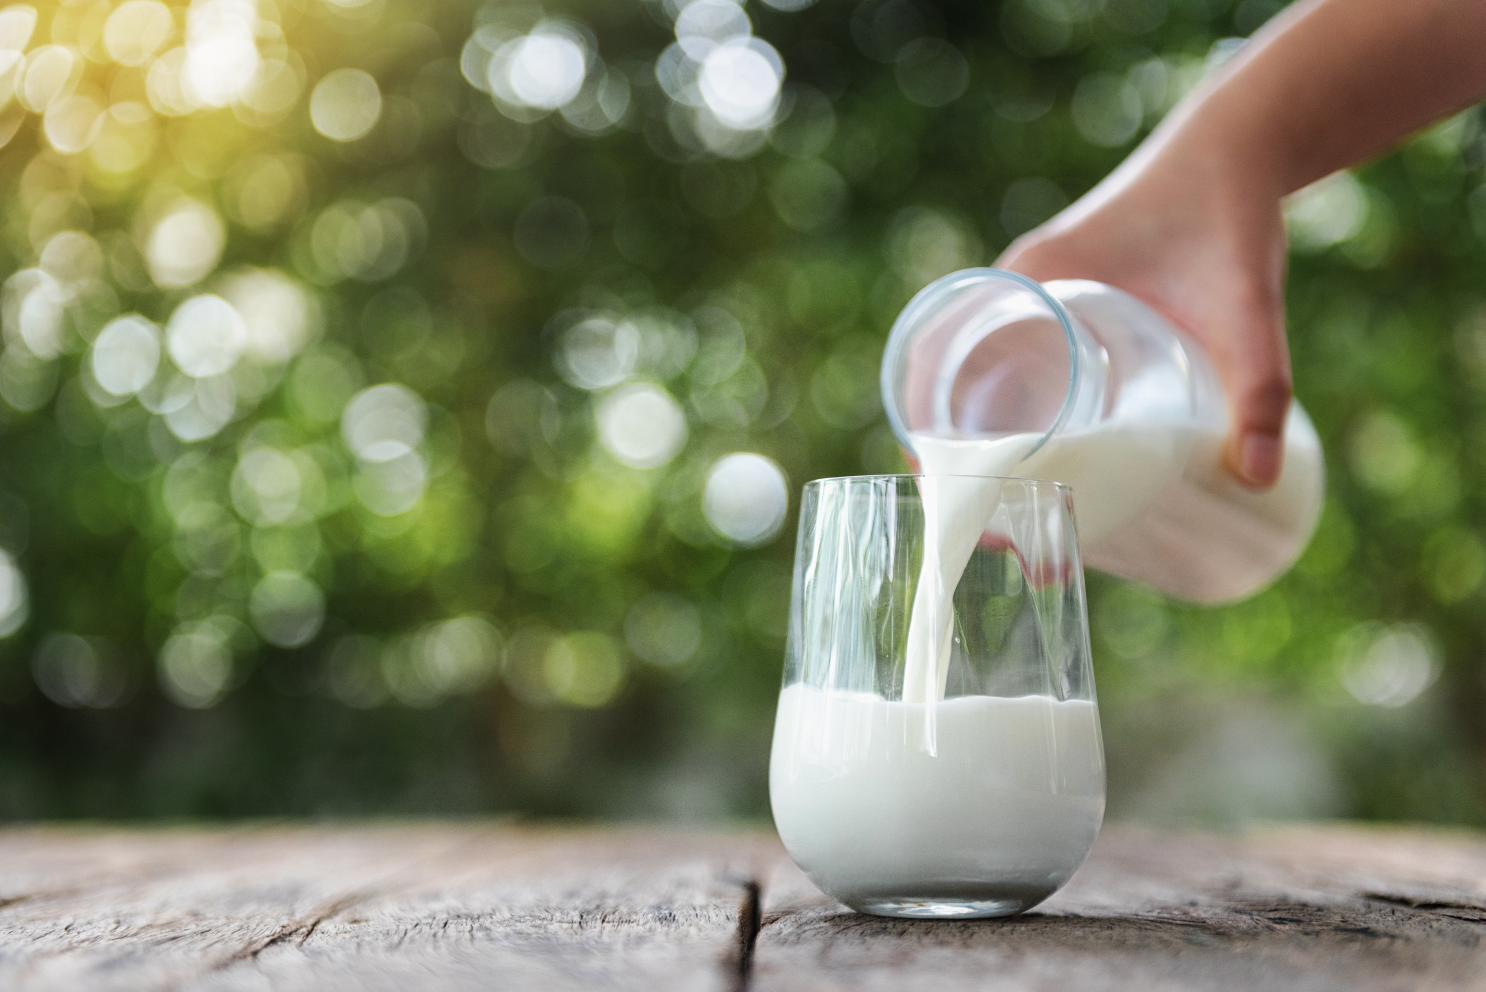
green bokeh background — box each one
[1,0,1483,826]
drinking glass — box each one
[769,474,1104,919]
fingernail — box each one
[1239,433,1282,486]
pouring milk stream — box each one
[884,270,1325,704]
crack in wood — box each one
[0,884,117,914]
[187,826,508,983]
[1365,893,1486,914]
[731,880,762,991]
[759,910,790,932]
[1362,892,1486,926]
[294,893,372,948]
[203,891,375,977]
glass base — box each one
[853,897,1035,919]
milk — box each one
[769,682,1104,915]
[902,415,1324,702]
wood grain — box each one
[1,823,1484,990]
[0,823,770,992]
[753,825,1486,992]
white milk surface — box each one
[769,683,1105,911]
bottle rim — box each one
[879,267,1079,463]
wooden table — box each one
[2,823,1485,990]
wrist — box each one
[1142,80,1293,208]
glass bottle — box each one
[880,269,1324,603]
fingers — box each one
[1000,202,1296,491]
[1235,432,1285,488]
[1222,332,1293,490]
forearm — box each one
[1162,0,1486,197]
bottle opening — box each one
[882,269,1082,457]
[939,314,1069,435]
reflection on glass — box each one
[771,475,1104,918]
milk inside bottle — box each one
[881,270,1325,609]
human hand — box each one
[996,128,1292,489]
[997,0,1486,491]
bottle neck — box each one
[933,277,1108,455]
[881,268,1110,460]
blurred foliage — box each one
[0,0,1482,826]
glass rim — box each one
[803,472,1071,493]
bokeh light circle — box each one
[342,383,427,462]
[250,571,326,648]
[1338,623,1440,708]
[558,317,639,390]
[310,68,382,142]
[146,200,226,289]
[33,634,127,709]
[167,295,247,379]
[676,0,751,60]
[92,315,161,397]
[0,7,38,55]
[1071,72,1143,147]
[625,593,701,667]
[104,1,174,66]
[504,30,587,110]
[703,453,788,545]
[596,383,687,469]
[0,549,28,637]
[698,39,783,129]
[182,0,261,107]
[158,619,236,709]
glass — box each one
[878,268,1325,603]
[769,474,1104,919]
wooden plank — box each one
[0,823,766,992]
[5,822,1486,991]
[752,824,1486,992]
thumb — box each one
[1220,320,1293,490]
